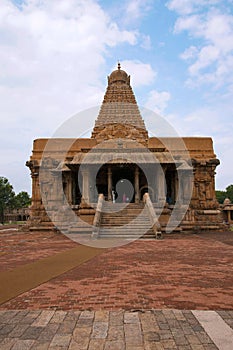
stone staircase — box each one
[98,202,155,239]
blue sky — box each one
[0,0,233,193]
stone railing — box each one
[143,192,163,239]
[92,194,104,239]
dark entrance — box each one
[112,165,134,203]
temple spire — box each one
[91,65,148,143]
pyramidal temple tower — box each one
[91,63,148,145]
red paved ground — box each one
[0,230,75,272]
[1,229,233,310]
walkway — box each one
[1,309,233,349]
[0,245,103,305]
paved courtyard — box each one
[0,227,233,349]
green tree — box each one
[14,191,31,208]
[226,185,233,202]
[215,190,227,204]
[0,177,15,224]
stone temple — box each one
[26,64,223,239]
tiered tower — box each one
[92,63,148,145]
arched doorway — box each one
[112,166,134,203]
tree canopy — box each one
[226,185,233,202]
[216,184,233,204]
[0,177,31,223]
[0,177,15,223]
[14,191,31,208]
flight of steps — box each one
[98,202,155,239]
[68,217,93,235]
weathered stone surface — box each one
[0,324,16,336]
[107,325,124,340]
[0,338,18,350]
[50,334,71,347]
[124,323,143,346]
[11,339,35,350]
[88,339,105,350]
[31,340,51,350]
[8,324,29,338]
[39,323,59,341]
[94,310,109,322]
[104,340,125,350]
[50,311,67,324]
[57,321,76,335]
[91,322,108,339]
[32,311,55,327]
[124,311,140,324]
[21,326,43,340]
[68,338,89,350]
[0,310,229,349]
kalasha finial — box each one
[118,61,121,70]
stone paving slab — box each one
[1,310,233,349]
[193,310,233,350]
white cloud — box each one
[163,104,233,190]
[140,34,152,50]
[124,0,153,22]
[145,90,171,115]
[167,0,221,15]
[170,4,233,89]
[167,0,195,15]
[188,45,219,75]
[118,60,157,87]
[180,45,198,60]
[174,14,204,35]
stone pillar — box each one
[72,173,76,205]
[89,166,97,203]
[227,210,231,223]
[134,166,140,203]
[176,162,193,206]
[157,165,166,206]
[46,172,61,207]
[31,172,40,209]
[66,172,72,205]
[81,167,90,205]
[107,166,112,201]
[183,172,193,204]
[177,171,186,205]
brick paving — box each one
[0,228,233,348]
[1,230,233,310]
[0,230,75,272]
